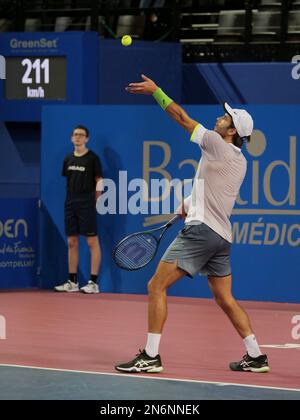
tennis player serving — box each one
[115,75,270,374]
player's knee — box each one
[215,295,235,311]
[86,236,99,248]
[68,237,79,249]
[147,275,166,295]
[147,277,157,295]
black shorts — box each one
[64,196,98,237]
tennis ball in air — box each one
[121,35,132,47]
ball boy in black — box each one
[55,125,103,294]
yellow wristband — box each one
[153,88,173,110]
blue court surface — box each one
[0,365,300,400]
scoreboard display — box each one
[5,56,67,100]
[0,32,98,121]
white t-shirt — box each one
[185,124,247,243]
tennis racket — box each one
[113,215,180,271]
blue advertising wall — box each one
[0,121,40,198]
[41,105,300,303]
[182,62,300,104]
[98,40,182,105]
[0,198,39,288]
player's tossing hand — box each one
[126,74,158,95]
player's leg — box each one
[208,275,270,373]
[115,260,186,373]
[68,235,80,274]
[208,275,253,338]
[54,235,79,292]
[80,235,101,294]
[146,224,207,336]
[78,197,101,294]
[87,235,101,276]
[147,261,186,333]
[205,229,270,373]
[55,199,79,292]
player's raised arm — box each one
[126,75,199,134]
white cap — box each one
[224,102,254,138]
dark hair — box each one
[232,133,251,149]
[73,125,89,137]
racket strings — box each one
[114,233,158,270]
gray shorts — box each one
[161,223,231,278]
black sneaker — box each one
[115,350,163,373]
[230,353,270,373]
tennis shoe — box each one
[115,350,163,373]
[230,353,270,373]
[80,281,99,294]
[54,280,79,293]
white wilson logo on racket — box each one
[113,215,180,271]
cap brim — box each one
[223,102,234,117]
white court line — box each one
[0,363,300,394]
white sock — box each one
[243,334,262,358]
[145,333,161,358]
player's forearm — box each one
[153,88,198,134]
[165,102,198,133]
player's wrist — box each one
[153,88,173,110]
[150,84,159,94]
